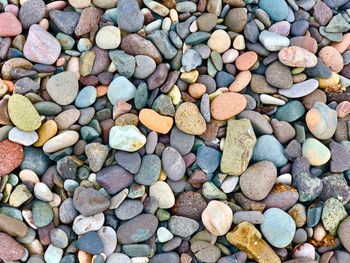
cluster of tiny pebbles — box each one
[1,0,350,262]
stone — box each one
[330,142,350,173]
[237,110,273,135]
[134,55,157,79]
[75,86,97,108]
[0,12,22,37]
[201,200,233,236]
[321,197,347,235]
[259,0,289,21]
[226,222,281,263]
[293,172,323,202]
[319,46,344,73]
[75,7,103,36]
[225,8,247,33]
[19,0,45,29]
[8,94,41,131]
[109,125,146,152]
[96,26,121,50]
[23,25,61,65]
[117,0,144,33]
[50,228,68,249]
[139,109,173,134]
[168,216,199,238]
[265,61,293,89]
[109,50,136,79]
[279,79,318,98]
[322,173,350,204]
[175,102,206,135]
[236,51,258,71]
[211,92,247,120]
[147,30,177,60]
[108,76,136,105]
[221,119,256,176]
[233,211,264,225]
[306,102,337,140]
[135,154,161,185]
[182,49,202,72]
[43,131,79,153]
[0,233,25,261]
[197,146,221,173]
[117,214,158,244]
[73,213,105,235]
[173,191,207,220]
[162,146,186,181]
[338,216,350,253]
[278,46,317,68]
[259,30,290,52]
[46,72,79,106]
[149,181,175,209]
[0,140,23,176]
[115,151,141,174]
[252,135,288,168]
[115,199,143,220]
[34,182,53,202]
[0,213,28,237]
[274,100,305,122]
[73,186,110,216]
[32,200,54,227]
[9,127,38,146]
[44,245,63,263]
[313,0,332,25]
[302,138,331,166]
[261,208,296,248]
[76,231,104,255]
[96,165,133,194]
[240,161,277,201]
[207,30,231,53]
[85,143,109,172]
[49,10,80,35]
[191,241,221,263]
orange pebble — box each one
[56,57,65,67]
[331,33,350,54]
[96,85,108,97]
[229,70,251,92]
[3,80,14,92]
[188,83,206,99]
[235,51,258,71]
[211,92,247,120]
[139,109,173,134]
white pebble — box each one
[276,173,292,185]
[260,94,286,105]
[34,182,53,202]
[221,176,239,193]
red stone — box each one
[0,12,22,37]
[0,140,24,176]
[0,233,25,261]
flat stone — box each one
[0,12,22,37]
[162,146,186,181]
[279,79,318,98]
[117,214,158,244]
[221,118,256,175]
[9,127,38,146]
[0,233,25,261]
[117,0,144,33]
[19,0,46,29]
[147,30,177,60]
[108,76,136,105]
[265,61,293,89]
[278,46,317,67]
[115,199,143,220]
[115,151,141,174]
[32,200,54,228]
[109,125,146,152]
[0,140,23,176]
[168,215,199,238]
[76,231,104,255]
[43,131,79,153]
[149,181,175,209]
[73,186,110,216]
[135,154,161,185]
[49,10,80,35]
[96,165,133,195]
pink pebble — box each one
[0,12,22,37]
[46,0,67,11]
[183,152,196,167]
[269,21,291,37]
[4,4,19,17]
[336,101,350,118]
[113,101,132,120]
[292,243,315,260]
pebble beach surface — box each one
[1,0,350,262]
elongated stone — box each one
[220,119,256,176]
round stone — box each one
[8,127,38,146]
[235,51,258,71]
[175,102,206,135]
[46,72,79,106]
[135,154,161,185]
[207,30,231,53]
[259,0,289,21]
[173,191,207,220]
[134,55,156,79]
[50,228,69,249]
[96,26,121,49]
[319,46,344,73]
[115,200,144,220]
[34,182,53,202]
[339,216,350,253]
[225,8,247,33]
[162,146,186,181]
[265,61,293,89]
[149,181,175,209]
[239,161,277,201]
[261,208,296,248]
[75,86,97,108]
[0,12,22,37]
[139,109,173,134]
[201,200,233,236]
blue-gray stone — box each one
[134,154,161,185]
[107,76,136,105]
[261,208,296,248]
[122,244,151,257]
[76,231,104,255]
[75,86,97,108]
[252,135,288,167]
[185,32,211,45]
[147,30,177,60]
[109,50,136,78]
[216,71,234,87]
[182,48,202,72]
[21,147,52,176]
[32,200,54,227]
[293,172,323,202]
[259,0,289,21]
[274,100,305,122]
[117,0,144,33]
[197,146,221,173]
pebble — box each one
[149,181,175,209]
[34,182,53,202]
[9,127,38,146]
[0,12,22,37]
[19,0,45,29]
[43,131,79,153]
[338,216,350,252]
[117,0,144,33]
[279,79,319,98]
[240,161,277,201]
[76,231,104,255]
[266,61,293,89]
[32,200,53,227]
[73,186,110,216]
[96,165,133,195]
[108,76,136,105]
[201,200,233,236]
[134,55,157,79]
[261,208,296,248]
[211,92,247,120]
[162,146,186,181]
[207,30,231,53]
[75,86,97,108]
[135,154,161,185]
[46,72,79,106]
[0,233,25,261]
[259,31,290,52]
[117,214,158,244]
[306,102,337,140]
[259,0,289,21]
[168,216,199,238]
[321,198,347,235]
[109,125,146,152]
[221,118,256,176]
[8,94,41,131]
[278,46,317,68]
[175,102,206,135]
[23,25,60,65]
[96,26,121,50]
[302,138,331,166]
[139,109,173,134]
[0,140,23,176]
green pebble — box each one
[202,182,227,200]
[56,33,75,50]
[32,200,54,228]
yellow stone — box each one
[226,222,281,263]
[34,120,58,147]
[159,169,167,181]
[318,72,340,89]
[180,70,199,83]
[167,85,181,105]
